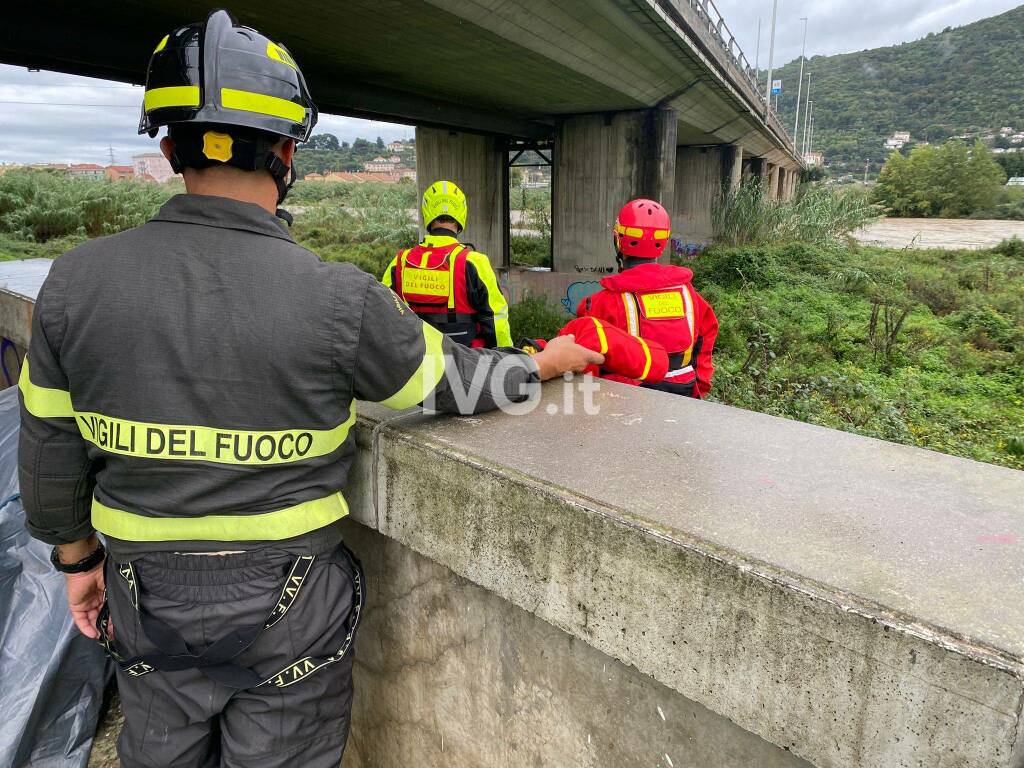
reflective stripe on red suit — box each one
[576,262,718,398]
[556,316,668,384]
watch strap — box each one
[51,542,106,574]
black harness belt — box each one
[96,546,364,690]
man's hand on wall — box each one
[532,334,604,380]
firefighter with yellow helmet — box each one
[383,181,512,347]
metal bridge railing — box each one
[680,0,795,148]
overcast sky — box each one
[0,68,413,166]
[714,0,1022,68]
[1,0,1019,166]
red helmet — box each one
[613,199,671,259]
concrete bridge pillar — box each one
[784,169,798,200]
[767,164,781,201]
[415,127,506,261]
[552,108,677,273]
[671,144,744,247]
[724,143,743,193]
[749,155,765,182]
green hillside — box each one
[770,5,1024,171]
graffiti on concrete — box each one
[573,265,615,274]
[672,238,707,260]
[1,338,23,389]
[561,281,602,316]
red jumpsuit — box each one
[577,263,718,398]
[557,316,668,385]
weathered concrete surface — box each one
[855,217,1024,250]
[0,258,49,388]
[340,521,811,768]
[345,383,1024,768]
[553,109,677,273]
[0,257,48,350]
[673,145,745,245]
[415,127,506,261]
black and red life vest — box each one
[393,241,485,347]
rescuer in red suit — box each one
[521,316,669,386]
[576,199,718,398]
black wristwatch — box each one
[50,542,106,574]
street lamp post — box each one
[755,18,762,72]
[793,17,808,141]
[764,0,779,118]
[802,78,812,155]
[803,100,813,156]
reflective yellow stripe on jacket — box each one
[464,250,512,346]
[20,357,356,465]
[92,492,349,542]
[18,359,74,418]
[379,321,446,409]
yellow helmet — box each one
[422,180,468,231]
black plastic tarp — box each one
[0,386,110,767]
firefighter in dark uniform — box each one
[17,11,600,768]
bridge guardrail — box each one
[682,0,796,149]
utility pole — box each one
[764,0,779,118]
[804,101,814,156]
[793,17,808,140]
[864,161,869,184]
[808,116,815,156]
[802,75,812,155]
[755,18,762,73]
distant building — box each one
[386,140,407,152]
[999,127,1014,136]
[1012,133,1024,144]
[105,165,135,182]
[884,131,910,150]
[1007,177,1024,187]
[363,155,405,174]
[802,151,824,166]
[132,153,175,183]
[518,167,552,188]
[68,163,106,180]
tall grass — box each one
[713,180,879,247]
[288,180,417,209]
[0,168,178,242]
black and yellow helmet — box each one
[138,9,317,142]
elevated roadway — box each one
[2,0,803,265]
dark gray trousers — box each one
[105,542,358,768]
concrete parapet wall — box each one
[343,384,1024,768]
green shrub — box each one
[509,235,550,268]
[993,236,1024,259]
[509,294,567,342]
[318,243,396,277]
[950,305,1020,351]
[689,245,780,288]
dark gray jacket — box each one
[19,194,537,557]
